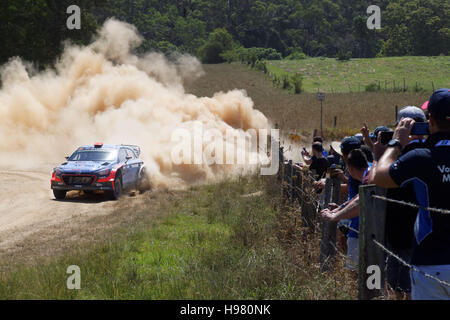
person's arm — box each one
[371,148,401,188]
[321,195,360,222]
[361,123,374,151]
[371,118,415,188]
[302,155,312,165]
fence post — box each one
[320,178,341,272]
[334,116,337,128]
[301,170,316,230]
[288,160,294,205]
[358,185,387,300]
[278,146,284,181]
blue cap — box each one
[354,133,363,142]
[340,136,361,155]
[371,126,390,139]
[395,106,426,126]
[428,88,450,121]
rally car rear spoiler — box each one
[121,144,141,157]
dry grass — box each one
[186,63,431,139]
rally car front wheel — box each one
[137,168,151,193]
[107,176,122,200]
[53,189,67,200]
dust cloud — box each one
[0,19,270,188]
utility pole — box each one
[317,92,326,137]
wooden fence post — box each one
[289,160,294,205]
[334,116,337,128]
[278,146,284,181]
[320,178,341,272]
[300,170,316,230]
[358,185,387,300]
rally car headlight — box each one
[54,169,62,178]
[97,169,110,178]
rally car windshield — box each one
[69,150,117,162]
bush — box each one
[286,50,307,60]
[156,41,178,55]
[221,47,282,65]
[365,82,380,92]
[254,60,267,72]
[290,73,303,94]
[336,49,351,61]
[198,28,234,63]
[282,75,290,90]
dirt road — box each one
[0,168,130,255]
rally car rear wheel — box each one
[53,190,67,200]
[107,176,122,200]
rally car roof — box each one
[77,144,141,157]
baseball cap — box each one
[428,88,450,121]
[421,101,429,111]
[339,136,361,155]
[395,106,426,126]
[354,133,364,142]
[370,126,390,139]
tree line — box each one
[0,0,448,66]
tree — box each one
[198,28,234,63]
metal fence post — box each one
[320,178,341,272]
[358,185,387,300]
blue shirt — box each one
[389,132,450,266]
[347,164,371,238]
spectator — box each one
[313,136,329,157]
[302,142,329,180]
[360,145,374,164]
[354,133,364,145]
[327,141,342,166]
[361,124,390,151]
[321,149,370,270]
[371,88,450,300]
[368,106,427,299]
[315,136,361,255]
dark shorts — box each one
[386,248,412,293]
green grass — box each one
[266,56,450,93]
[0,176,356,299]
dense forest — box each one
[1,0,449,66]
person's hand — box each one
[393,117,415,148]
[373,132,388,161]
[314,178,326,191]
[330,168,345,181]
[361,123,370,138]
[321,208,337,222]
[328,202,339,210]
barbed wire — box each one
[372,239,450,288]
[372,195,450,215]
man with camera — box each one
[371,89,450,300]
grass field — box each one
[0,177,356,299]
[186,63,433,140]
[266,56,450,93]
